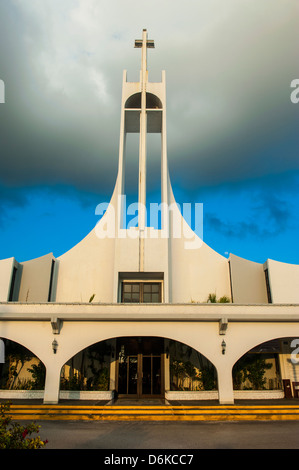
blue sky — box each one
[0,0,298,265]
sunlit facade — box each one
[1,30,299,404]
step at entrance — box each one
[112,398,168,406]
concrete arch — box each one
[48,327,221,404]
[0,331,45,367]
[232,335,297,369]
[0,336,46,392]
[61,337,112,371]
[227,323,299,367]
[56,322,220,372]
[60,334,218,400]
[2,317,298,404]
[61,334,217,372]
[0,322,60,397]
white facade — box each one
[0,30,299,404]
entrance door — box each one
[142,355,162,396]
[116,338,164,398]
[118,355,138,395]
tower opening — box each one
[146,93,162,109]
[146,133,162,228]
[123,133,139,229]
[125,93,141,109]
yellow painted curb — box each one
[7,413,299,422]
[5,404,299,421]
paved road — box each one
[36,419,299,449]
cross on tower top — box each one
[134,29,155,49]
[134,29,154,76]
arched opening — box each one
[168,339,217,392]
[232,337,299,398]
[125,93,141,109]
[60,340,112,392]
[59,336,217,399]
[124,92,162,109]
[0,339,45,391]
[146,93,162,109]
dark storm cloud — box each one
[0,1,119,196]
[0,0,298,200]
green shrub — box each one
[233,354,272,390]
[0,402,48,449]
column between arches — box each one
[215,360,234,404]
[43,358,63,404]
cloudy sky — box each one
[0,0,298,264]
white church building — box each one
[0,30,299,405]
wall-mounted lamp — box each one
[221,340,226,355]
[52,339,58,354]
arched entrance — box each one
[115,337,217,399]
[59,336,218,400]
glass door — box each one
[118,355,138,396]
[118,354,163,397]
[142,355,162,396]
[116,337,164,398]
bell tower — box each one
[116,29,169,272]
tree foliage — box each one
[233,354,272,390]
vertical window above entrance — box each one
[121,282,162,303]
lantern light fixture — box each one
[52,339,58,354]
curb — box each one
[6,404,299,422]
